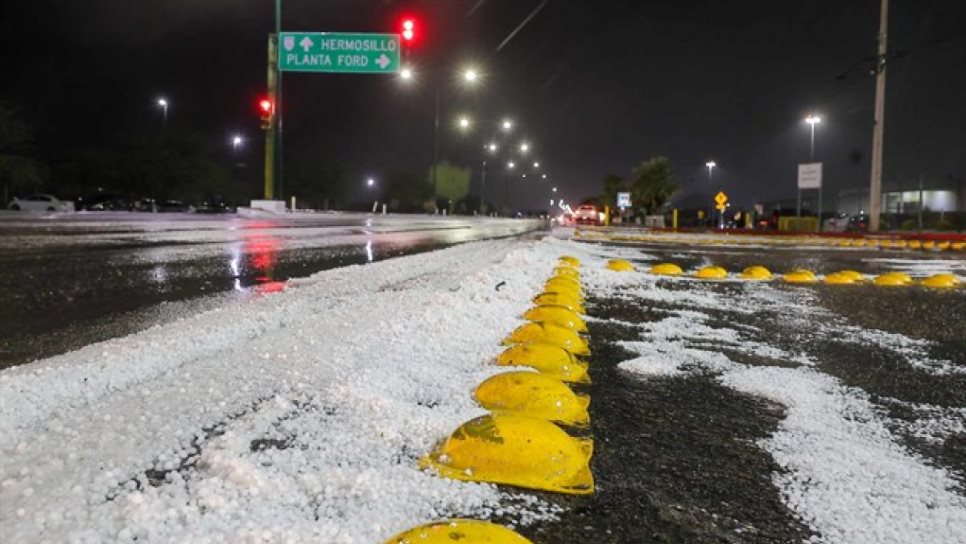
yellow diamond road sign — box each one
[714,191,728,206]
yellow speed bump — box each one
[784,269,818,283]
[533,292,585,314]
[605,259,636,272]
[523,305,588,332]
[835,270,865,282]
[739,265,772,280]
[419,414,594,495]
[496,343,590,384]
[936,241,951,251]
[874,272,912,286]
[385,520,534,544]
[474,371,590,427]
[558,255,581,267]
[695,265,728,279]
[503,322,590,356]
[553,266,581,280]
[908,240,922,249]
[921,273,960,289]
[923,240,936,250]
[546,276,583,294]
[650,262,683,276]
[824,272,858,285]
[952,241,965,251]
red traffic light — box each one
[258,98,273,130]
[258,99,273,114]
[401,18,415,42]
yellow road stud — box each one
[606,259,636,272]
[420,414,594,495]
[533,292,585,314]
[894,239,908,249]
[553,266,581,279]
[503,322,590,356]
[936,241,951,251]
[923,240,936,250]
[921,273,960,288]
[874,272,912,286]
[650,262,684,276]
[824,272,858,285]
[474,371,590,427]
[496,343,590,384]
[739,265,772,280]
[523,305,588,332]
[908,240,922,249]
[695,265,728,279]
[835,270,865,282]
[385,519,534,544]
[952,241,965,251]
[784,269,818,283]
[559,255,581,267]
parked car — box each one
[76,193,135,211]
[7,194,75,212]
[573,205,601,225]
[822,213,851,232]
[156,199,190,213]
[195,199,235,214]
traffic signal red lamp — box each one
[401,18,415,42]
[258,98,273,130]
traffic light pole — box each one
[275,0,284,202]
[263,34,278,200]
[868,0,888,232]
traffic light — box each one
[258,98,273,130]
[400,18,416,43]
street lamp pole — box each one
[706,161,716,227]
[803,115,822,219]
[868,0,889,232]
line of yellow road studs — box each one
[603,258,962,288]
[577,230,966,252]
[387,255,595,543]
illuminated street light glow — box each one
[486,142,498,153]
[501,119,513,132]
[706,161,716,169]
[533,161,540,168]
[805,114,822,125]
[542,174,547,179]
[400,67,413,80]
[507,161,516,169]
[552,186,557,192]
[458,116,471,130]
[231,135,243,148]
[157,98,168,108]
[463,69,478,83]
[519,142,530,153]
[522,174,527,178]
[366,177,375,187]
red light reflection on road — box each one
[242,232,287,295]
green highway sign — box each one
[278,32,400,74]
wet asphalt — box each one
[0,212,545,368]
[516,241,965,543]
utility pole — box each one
[868,0,889,231]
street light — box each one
[231,135,244,149]
[463,69,479,83]
[533,161,540,169]
[157,97,169,126]
[519,142,530,154]
[400,67,413,80]
[552,186,557,193]
[706,161,716,227]
[542,174,547,179]
[486,142,498,153]
[458,116,471,130]
[501,119,514,132]
[508,161,516,169]
[804,114,822,161]
[367,177,376,187]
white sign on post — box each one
[798,162,823,189]
[617,192,631,208]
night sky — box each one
[1,0,964,210]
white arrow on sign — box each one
[299,36,314,52]
[375,53,391,69]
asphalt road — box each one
[0,211,545,368]
[518,239,965,543]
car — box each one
[573,205,601,225]
[7,194,75,212]
[156,199,190,213]
[822,213,851,232]
[76,193,135,211]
